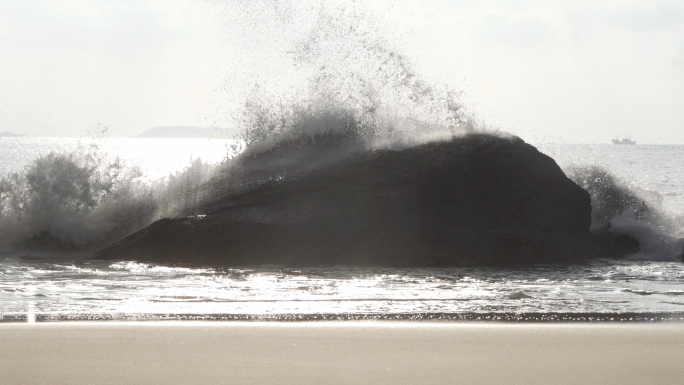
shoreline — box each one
[2,322,683,384]
[3,311,684,323]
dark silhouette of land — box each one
[0,131,25,137]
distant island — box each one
[0,131,25,137]
[137,126,218,138]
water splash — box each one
[0,144,218,252]
[215,0,476,154]
[570,166,683,261]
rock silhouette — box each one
[94,134,616,266]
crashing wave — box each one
[570,167,683,261]
[0,148,216,253]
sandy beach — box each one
[1,322,683,384]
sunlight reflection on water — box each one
[2,258,684,319]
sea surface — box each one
[1,138,684,322]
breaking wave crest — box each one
[0,146,217,253]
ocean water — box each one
[539,144,684,215]
[1,138,683,322]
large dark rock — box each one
[94,134,603,266]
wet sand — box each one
[1,322,683,384]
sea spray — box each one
[570,167,684,261]
[216,0,475,150]
[0,144,218,252]
[192,0,482,206]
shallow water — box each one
[1,258,684,321]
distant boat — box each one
[612,138,636,145]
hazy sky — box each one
[0,0,683,143]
